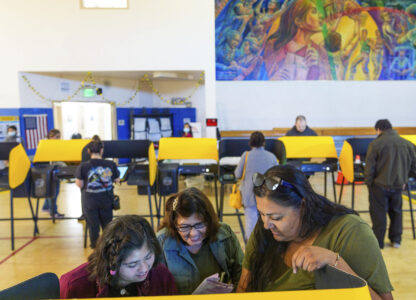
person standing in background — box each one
[365,119,416,249]
[41,128,65,218]
[286,115,317,136]
[235,131,277,241]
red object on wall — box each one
[206,118,218,127]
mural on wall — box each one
[215,0,416,80]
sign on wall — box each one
[0,116,20,142]
[215,0,416,81]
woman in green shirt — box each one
[237,165,393,300]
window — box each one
[81,0,128,9]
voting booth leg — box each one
[331,171,337,203]
[352,182,356,210]
[324,170,327,197]
[236,209,247,245]
[27,196,39,236]
[214,177,219,216]
[10,191,15,251]
[84,224,88,248]
[338,180,345,204]
[406,185,416,239]
[219,184,225,222]
[147,186,154,229]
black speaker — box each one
[158,163,179,196]
[30,164,57,198]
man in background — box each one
[286,115,317,136]
[365,119,416,249]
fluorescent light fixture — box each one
[81,0,128,9]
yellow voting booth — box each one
[33,139,90,163]
[278,136,338,202]
[157,137,219,221]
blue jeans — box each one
[244,205,258,241]
[42,181,60,215]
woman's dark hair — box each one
[87,215,162,286]
[246,165,356,291]
[91,134,101,143]
[249,131,265,148]
[88,141,104,154]
[159,187,220,243]
[47,129,61,139]
[7,125,17,131]
[268,0,312,51]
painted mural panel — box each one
[215,0,416,80]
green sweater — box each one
[243,214,393,294]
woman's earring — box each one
[110,270,116,276]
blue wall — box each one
[0,108,54,155]
[116,107,196,140]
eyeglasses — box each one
[176,222,207,233]
[252,172,296,191]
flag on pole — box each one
[23,114,48,150]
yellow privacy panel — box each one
[94,287,370,300]
[401,135,416,146]
[339,141,354,183]
[33,139,90,162]
[148,143,157,186]
[9,144,31,189]
[279,136,338,159]
[158,138,219,161]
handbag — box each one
[229,152,248,209]
[112,194,120,210]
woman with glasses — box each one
[157,187,244,294]
[237,165,393,300]
[60,215,177,298]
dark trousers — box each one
[368,184,403,248]
[83,192,113,248]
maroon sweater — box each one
[60,263,177,298]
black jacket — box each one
[286,126,318,136]
[364,129,416,188]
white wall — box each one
[1,0,216,135]
[2,0,415,134]
[217,80,416,130]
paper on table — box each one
[192,273,234,295]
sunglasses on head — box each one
[252,172,297,192]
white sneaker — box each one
[392,242,400,249]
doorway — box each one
[53,101,115,140]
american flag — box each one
[23,114,48,150]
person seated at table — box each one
[60,215,177,298]
[286,115,317,136]
[181,122,193,137]
[157,187,244,294]
[237,165,393,300]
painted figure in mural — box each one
[263,0,330,80]
[255,0,289,32]
[234,38,264,80]
[216,29,242,80]
[371,29,392,79]
[324,19,360,80]
[389,49,412,79]
[349,29,372,80]
[397,4,416,47]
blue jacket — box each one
[157,223,243,294]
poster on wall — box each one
[0,116,20,142]
[215,0,416,80]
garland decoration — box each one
[22,71,205,106]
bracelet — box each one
[333,253,340,268]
